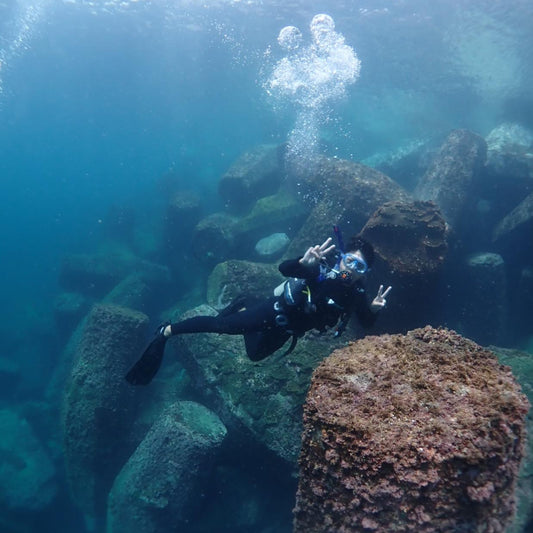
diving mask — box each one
[342,253,368,274]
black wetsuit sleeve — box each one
[278,258,319,280]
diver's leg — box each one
[126,298,277,386]
[169,298,277,336]
[244,329,291,361]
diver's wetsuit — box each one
[167,256,377,361]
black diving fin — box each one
[125,328,168,386]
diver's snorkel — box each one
[331,224,346,275]
[333,225,345,254]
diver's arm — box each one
[278,257,318,279]
[299,238,335,267]
[279,237,335,279]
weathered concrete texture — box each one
[359,200,448,333]
[284,158,410,259]
[363,139,434,192]
[360,200,447,276]
[218,144,284,214]
[169,305,346,464]
[486,123,533,181]
[107,401,227,533]
[0,408,57,512]
[493,191,533,246]
[206,259,284,308]
[62,304,149,524]
[191,212,240,263]
[415,129,487,227]
[294,327,529,533]
[102,273,154,313]
[237,191,308,249]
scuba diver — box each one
[126,228,392,386]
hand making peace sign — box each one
[371,285,392,311]
[299,237,336,267]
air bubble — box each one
[278,25,303,51]
[265,14,361,175]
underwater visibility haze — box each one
[1,0,533,532]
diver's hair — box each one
[347,235,375,267]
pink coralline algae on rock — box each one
[294,326,530,533]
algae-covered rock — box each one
[493,191,533,248]
[236,190,307,243]
[206,259,284,308]
[360,200,447,276]
[168,305,346,464]
[192,191,307,263]
[0,408,57,511]
[62,304,149,525]
[191,212,240,263]
[107,401,227,533]
[284,157,410,259]
[414,129,487,228]
[490,346,533,533]
[486,123,533,180]
[102,274,154,312]
[255,232,290,259]
[218,144,284,214]
[294,327,529,533]
[359,200,448,333]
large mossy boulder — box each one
[206,259,284,308]
[284,157,410,259]
[493,191,533,252]
[359,200,448,333]
[360,200,447,277]
[62,304,149,527]
[102,273,155,313]
[192,190,308,264]
[218,144,284,214]
[168,305,346,464]
[294,327,529,533]
[485,123,533,189]
[191,212,240,264]
[107,401,227,533]
[414,129,487,229]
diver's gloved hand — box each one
[371,285,392,312]
[125,322,171,386]
[299,237,336,267]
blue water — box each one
[1,0,532,531]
